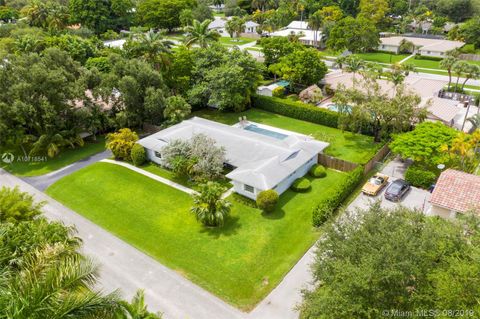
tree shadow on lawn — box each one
[199,216,241,238]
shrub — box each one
[131,143,146,167]
[272,86,285,98]
[309,164,326,178]
[312,166,363,227]
[405,165,437,189]
[291,178,311,192]
[256,190,279,213]
[253,95,339,128]
[106,128,139,161]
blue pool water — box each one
[244,124,288,140]
[327,104,352,113]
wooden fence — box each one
[318,143,390,174]
[459,54,480,61]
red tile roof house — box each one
[428,169,480,218]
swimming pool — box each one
[326,103,352,113]
[244,124,288,140]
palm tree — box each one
[1,244,120,318]
[21,0,49,28]
[460,64,480,91]
[135,30,174,71]
[117,290,162,319]
[184,19,220,48]
[334,55,347,70]
[308,11,322,48]
[468,114,480,130]
[452,61,470,92]
[47,3,69,31]
[252,0,272,12]
[440,55,459,91]
[343,55,366,82]
[226,16,245,39]
[191,182,231,227]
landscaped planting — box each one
[46,162,348,309]
[253,95,340,128]
[192,108,380,164]
[309,164,326,178]
[291,177,311,192]
[405,165,438,189]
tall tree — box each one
[307,10,322,48]
[440,55,459,90]
[125,30,174,71]
[137,0,195,31]
[327,16,379,53]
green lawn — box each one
[219,36,256,46]
[46,162,348,309]
[191,108,380,164]
[356,52,409,64]
[141,162,233,191]
[1,136,106,177]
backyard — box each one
[192,108,381,164]
[1,136,106,176]
[46,162,348,310]
[218,36,256,46]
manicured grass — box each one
[141,162,233,191]
[1,136,106,177]
[46,162,348,309]
[219,36,256,46]
[356,52,409,64]
[410,57,480,70]
[191,108,380,164]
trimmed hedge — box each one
[405,165,437,189]
[131,143,146,167]
[256,189,279,213]
[312,166,364,227]
[291,177,311,192]
[309,164,327,178]
[252,95,339,128]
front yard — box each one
[218,36,256,46]
[46,162,348,310]
[356,52,409,64]
[192,108,380,164]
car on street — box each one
[361,173,389,196]
[384,179,411,202]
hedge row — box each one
[405,165,438,189]
[312,166,364,227]
[252,95,340,128]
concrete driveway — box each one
[348,158,431,213]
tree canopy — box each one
[327,16,379,53]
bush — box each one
[253,95,339,128]
[405,165,437,189]
[309,164,326,178]
[131,143,146,167]
[256,190,279,213]
[272,86,285,98]
[291,178,311,192]
[312,166,363,227]
[106,128,139,161]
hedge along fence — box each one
[252,95,340,128]
[312,166,364,227]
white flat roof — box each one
[138,117,329,190]
[380,36,464,52]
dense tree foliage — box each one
[0,186,43,223]
[300,202,480,319]
[191,181,231,227]
[327,16,379,53]
[137,0,195,31]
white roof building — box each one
[138,117,329,199]
[270,20,321,46]
[379,36,465,57]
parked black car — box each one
[384,179,411,202]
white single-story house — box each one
[378,36,464,57]
[208,17,228,36]
[270,20,322,46]
[424,97,479,132]
[428,169,480,218]
[137,117,329,199]
[245,20,259,34]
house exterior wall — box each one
[145,148,163,165]
[256,87,273,97]
[378,44,399,53]
[429,205,457,219]
[246,26,257,33]
[232,155,318,200]
[418,50,446,58]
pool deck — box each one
[232,121,312,139]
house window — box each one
[154,151,162,158]
[427,51,431,54]
[244,184,254,193]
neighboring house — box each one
[378,36,464,57]
[429,169,480,218]
[425,98,479,132]
[104,39,126,49]
[208,17,227,36]
[208,4,225,12]
[257,80,290,97]
[270,20,321,46]
[137,117,329,199]
[244,20,259,34]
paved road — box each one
[22,149,112,191]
